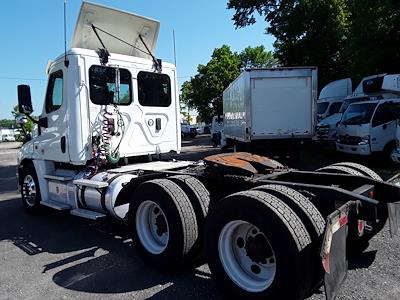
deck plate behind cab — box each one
[203,152,284,176]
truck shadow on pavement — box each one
[0,165,19,193]
[0,196,220,299]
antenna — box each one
[173,29,177,67]
[63,0,69,67]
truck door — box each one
[370,103,400,152]
[134,70,178,150]
[35,67,69,162]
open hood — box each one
[71,1,160,59]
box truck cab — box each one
[317,78,352,121]
[336,98,400,156]
[315,74,400,144]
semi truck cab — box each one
[14,3,400,300]
[18,2,180,167]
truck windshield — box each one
[339,97,370,113]
[317,102,329,114]
[341,103,378,125]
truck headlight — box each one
[358,135,370,145]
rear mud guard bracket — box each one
[320,202,357,300]
[387,201,400,237]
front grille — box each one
[338,135,361,145]
[316,125,330,140]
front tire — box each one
[20,164,42,214]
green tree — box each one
[0,119,16,128]
[181,45,241,122]
[239,45,278,70]
[12,105,36,142]
[180,45,277,122]
[228,0,351,88]
[345,0,400,82]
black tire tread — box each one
[233,190,311,251]
[316,165,364,176]
[253,184,325,238]
[152,179,198,255]
[168,175,210,218]
[332,162,382,181]
[131,179,198,257]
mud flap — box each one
[386,174,400,237]
[387,201,400,237]
[320,203,353,300]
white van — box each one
[336,98,400,157]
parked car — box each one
[196,124,211,135]
[2,134,16,142]
[181,122,197,138]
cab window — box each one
[372,103,400,127]
[89,65,132,105]
[329,102,342,115]
[45,70,63,113]
[138,72,171,107]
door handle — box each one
[61,136,66,153]
[156,118,161,130]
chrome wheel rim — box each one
[23,175,37,207]
[135,200,169,254]
[218,220,276,292]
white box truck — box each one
[222,67,317,151]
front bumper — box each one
[336,142,371,155]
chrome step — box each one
[70,208,106,220]
[41,200,71,211]
[73,179,109,189]
[44,174,73,181]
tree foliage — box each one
[181,45,277,122]
[228,0,350,88]
[345,0,400,80]
[227,0,400,88]
[12,105,36,142]
[239,45,278,70]
[0,119,16,128]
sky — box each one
[0,0,274,119]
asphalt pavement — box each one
[0,138,399,299]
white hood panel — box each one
[71,1,160,59]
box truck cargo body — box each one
[223,68,318,146]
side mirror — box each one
[17,85,33,115]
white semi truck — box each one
[16,2,400,300]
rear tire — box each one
[205,190,314,300]
[331,162,382,181]
[252,185,325,240]
[167,175,210,258]
[128,179,198,271]
[316,165,364,176]
[317,163,383,252]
